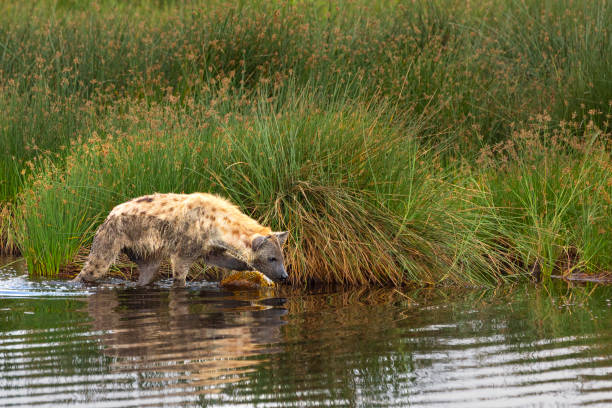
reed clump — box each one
[473,115,612,281]
[2,0,611,286]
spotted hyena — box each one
[73,193,289,286]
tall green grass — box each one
[2,0,611,286]
[2,0,609,202]
[0,82,89,203]
[473,119,612,281]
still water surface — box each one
[2,258,612,407]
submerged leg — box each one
[136,260,162,286]
[171,256,194,287]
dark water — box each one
[3,259,612,407]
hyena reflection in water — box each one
[73,193,289,286]
[86,288,287,389]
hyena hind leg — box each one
[136,260,162,286]
[73,218,122,283]
[171,256,195,287]
[74,249,120,283]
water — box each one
[3,259,612,407]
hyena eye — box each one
[268,257,277,262]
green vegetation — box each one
[1,0,610,286]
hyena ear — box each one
[274,231,289,246]
[252,235,269,251]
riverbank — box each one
[1,0,610,286]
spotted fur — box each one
[73,193,289,286]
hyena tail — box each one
[73,216,123,282]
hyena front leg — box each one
[170,255,194,287]
[136,260,162,286]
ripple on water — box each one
[3,261,612,407]
[0,261,92,298]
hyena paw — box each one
[172,278,187,288]
[73,270,97,283]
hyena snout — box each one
[252,258,288,282]
[277,268,289,282]
[267,266,288,282]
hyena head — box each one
[251,231,289,282]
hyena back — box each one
[74,193,289,286]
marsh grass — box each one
[474,118,612,281]
[3,0,612,285]
[0,204,18,255]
